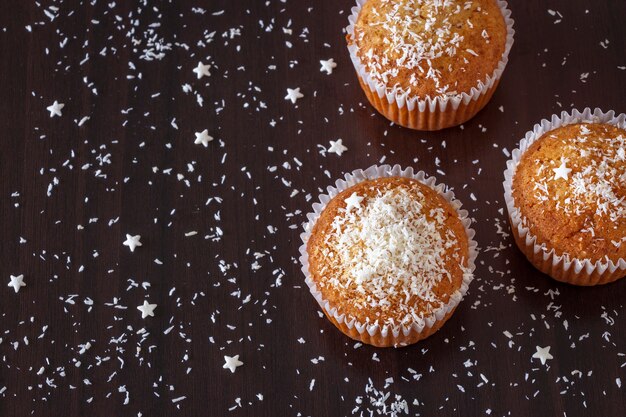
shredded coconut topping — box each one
[319,183,465,326]
[530,124,626,224]
[353,0,502,97]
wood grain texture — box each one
[0,1,625,416]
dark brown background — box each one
[1,1,625,416]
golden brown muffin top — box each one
[513,123,626,263]
[307,177,470,328]
[348,0,508,99]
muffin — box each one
[346,0,514,131]
[504,108,626,285]
[299,165,477,347]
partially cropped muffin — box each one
[504,109,626,285]
[346,0,514,130]
[300,166,477,347]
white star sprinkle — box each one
[532,345,553,365]
[192,61,211,79]
[8,274,26,293]
[137,300,157,318]
[223,355,243,373]
[319,58,337,75]
[46,101,65,117]
[328,139,348,156]
[123,234,142,252]
[194,129,213,147]
[344,193,364,212]
[553,161,572,181]
[284,87,304,104]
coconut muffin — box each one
[506,116,626,285]
[346,0,514,130]
[302,171,476,347]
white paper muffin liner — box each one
[299,164,478,347]
[503,108,626,285]
[346,0,515,130]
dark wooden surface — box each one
[1,1,625,416]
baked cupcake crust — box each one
[348,0,507,99]
[306,177,470,328]
[512,123,626,263]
